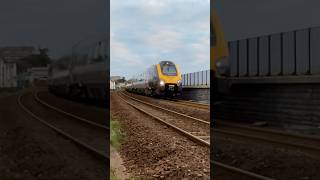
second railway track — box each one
[124,91,210,111]
[18,91,109,161]
[119,91,210,146]
[214,121,320,158]
[123,91,320,158]
[118,91,274,180]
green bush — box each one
[110,117,125,150]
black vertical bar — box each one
[257,37,260,76]
[246,39,249,76]
[237,40,240,77]
[197,71,199,86]
[268,35,271,76]
[206,70,208,85]
[202,71,204,85]
[193,72,195,86]
[186,74,188,86]
[308,28,311,75]
[294,31,297,75]
[280,32,284,75]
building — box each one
[0,58,17,88]
[28,66,49,82]
[110,76,122,81]
[116,82,126,89]
[110,80,116,90]
[0,46,38,62]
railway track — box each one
[118,92,273,180]
[18,91,109,161]
[124,91,320,158]
[215,121,320,157]
[125,91,209,111]
[163,98,209,111]
[119,92,210,146]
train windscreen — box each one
[161,62,177,76]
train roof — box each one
[159,61,175,65]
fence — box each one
[182,70,210,87]
[227,26,320,78]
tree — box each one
[20,48,51,67]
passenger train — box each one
[211,10,229,79]
[48,38,108,103]
[126,61,182,97]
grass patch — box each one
[110,117,126,180]
[110,116,125,150]
[110,170,120,180]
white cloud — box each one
[111,0,210,78]
[145,26,183,52]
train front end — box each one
[156,61,182,96]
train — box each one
[211,10,229,80]
[126,61,182,97]
[48,38,109,103]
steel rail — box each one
[121,92,210,125]
[214,126,320,155]
[124,91,210,111]
[118,94,210,147]
[18,92,109,160]
[119,93,272,179]
[34,91,109,130]
[218,121,320,141]
[212,160,274,180]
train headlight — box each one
[215,57,229,76]
[159,80,165,86]
[177,80,182,85]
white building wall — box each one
[0,59,17,88]
[110,80,116,90]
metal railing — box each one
[182,70,210,87]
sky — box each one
[0,0,108,59]
[214,0,320,41]
[110,0,210,79]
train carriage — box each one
[48,38,109,104]
[127,61,182,97]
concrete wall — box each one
[182,70,210,88]
[214,83,320,130]
[227,26,320,79]
[181,88,210,104]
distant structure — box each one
[28,66,49,82]
[0,46,49,88]
[0,58,17,88]
[110,76,126,89]
[0,46,38,62]
[110,80,116,90]
[110,76,122,81]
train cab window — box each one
[211,22,216,47]
[161,62,177,76]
